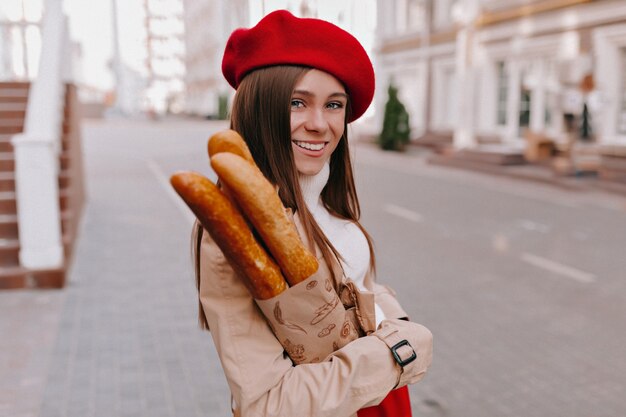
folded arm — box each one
[199,233,432,417]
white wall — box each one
[593,22,626,145]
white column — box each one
[11,0,66,269]
[453,26,477,148]
[452,0,479,149]
[110,0,128,115]
[505,60,521,142]
[593,26,624,145]
[529,59,546,133]
[0,25,9,78]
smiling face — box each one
[290,69,347,175]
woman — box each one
[193,10,433,417]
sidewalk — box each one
[1,118,232,417]
[415,141,626,197]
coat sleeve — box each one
[198,232,404,417]
[370,281,409,321]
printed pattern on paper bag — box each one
[317,323,336,338]
[274,301,307,334]
[283,339,306,363]
[310,297,339,325]
[341,319,353,339]
[306,280,318,290]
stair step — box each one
[0,82,30,89]
[0,266,27,289]
[0,238,20,267]
[0,138,13,153]
[457,146,526,166]
[0,153,14,172]
[0,189,71,214]
[0,84,29,105]
[0,214,18,238]
[59,188,71,211]
[0,82,80,290]
[0,118,25,127]
[0,103,27,112]
[0,172,14,192]
[0,265,66,289]
[0,210,73,240]
[0,87,29,96]
[0,125,23,134]
[0,191,16,214]
[0,96,28,104]
[0,231,72,268]
[58,171,71,189]
[31,267,67,288]
[0,110,26,119]
[60,152,70,170]
[0,90,29,104]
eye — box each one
[291,99,305,109]
[326,101,345,110]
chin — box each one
[296,163,324,176]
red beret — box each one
[222,10,375,122]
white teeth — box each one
[294,141,325,151]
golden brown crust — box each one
[210,153,319,286]
[207,129,256,205]
[170,171,287,299]
[208,129,254,163]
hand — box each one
[373,319,433,388]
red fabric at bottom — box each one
[357,386,412,417]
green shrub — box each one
[379,83,411,151]
[218,94,229,120]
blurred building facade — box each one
[142,0,186,114]
[108,0,186,116]
[182,0,248,118]
[0,0,43,81]
[182,0,376,118]
[375,0,626,152]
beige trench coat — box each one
[199,213,422,417]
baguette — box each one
[208,129,254,163]
[207,130,256,206]
[170,171,287,299]
[210,153,319,286]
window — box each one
[618,47,626,134]
[519,87,531,136]
[433,0,453,30]
[442,67,457,127]
[496,61,508,126]
[544,60,558,129]
[395,0,425,34]
[406,0,425,32]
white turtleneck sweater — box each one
[298,163,386,327]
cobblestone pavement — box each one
[2,118,626,417]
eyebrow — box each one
[292,90,348,100]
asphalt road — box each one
[3,118,625,417]
[353,145,626,417]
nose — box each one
[304,108,327,133]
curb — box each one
[426,154,626,196]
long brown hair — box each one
[193,65,375,330]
